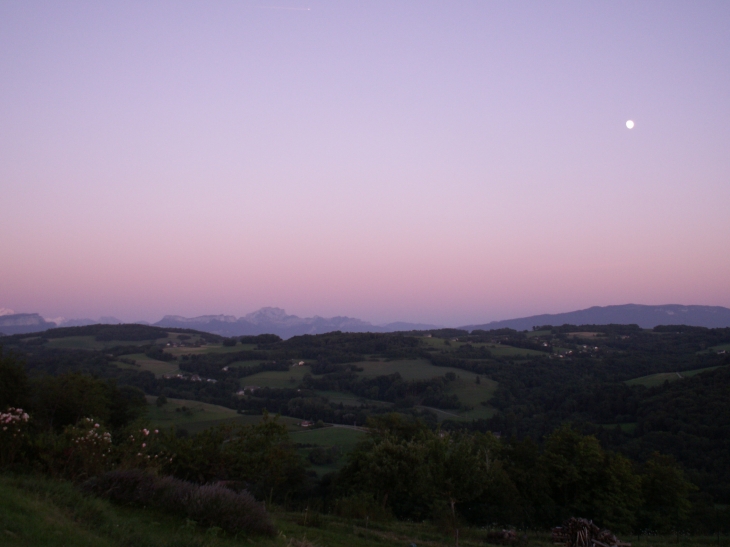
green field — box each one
[626,365,726,387]
[123,353,180,377]
[353,360,498,420]
[145,396,300,433]
[445,375,498,420]
[314,390,390,408]
[355,358,465,380]
[165,342,258,357]
[707,343,730,353]
[241,365,312,388]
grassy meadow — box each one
[241,365,312,388]
[626,364,726,387]
[122,353,180,377]
[145,396,301,434]
[1,474,726,547]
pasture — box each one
[625,364,725,387]
[123,353,180,377]
[355,358,465,380]
[445,375,498,420]
[145,396,300,433]
[165,342,258,358]
[241,365,312,388]
[313,390,389,408]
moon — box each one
[626,120,635,129]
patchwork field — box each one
[123,353,180,377]
[707,343,730,353]
[445,375,498,420]
[313,390,390,407]
[165,343,257,357]
[237,359,499,420]
[355,358,467,380]
[240,365,312,388]
[625,364,726,387]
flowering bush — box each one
[118,426,172,470]
[0,407,30,466]
[61,417,113,479]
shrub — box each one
[0,407,31,466]
[117,426,170,470]
[84,470,275,536]
[60,418,113,480]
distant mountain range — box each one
[2,304,730,338]
[459,304,730,331]
[153,307,439,338]
[0,313,57,335]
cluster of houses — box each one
[161,373,217,383]
[235,385,260,396]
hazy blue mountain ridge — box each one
[3,304,730,338]
[460,304,730,332]
[0,313,57,335]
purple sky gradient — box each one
[2,1,729,325]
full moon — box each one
[626,120,635,129]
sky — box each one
[1,1,729,326]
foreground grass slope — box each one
[1,474,727,547]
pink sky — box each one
[2,1,729,326]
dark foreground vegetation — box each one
[2,322,730,544]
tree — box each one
[32,373,113,431]
[0,347,30,410]
[638,452,696,533]
[427,431,494,526]
[541,425,643,532]
[541,425,605,519]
